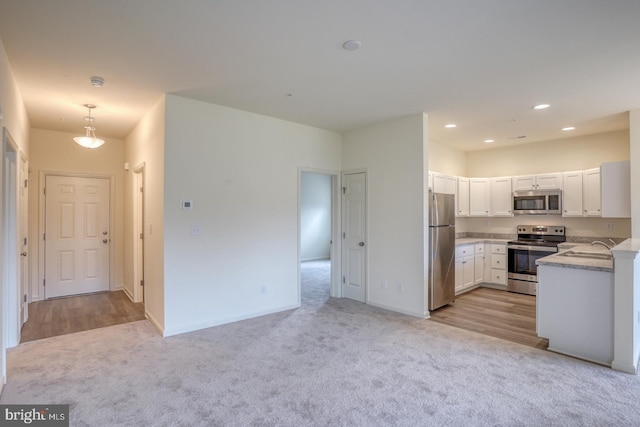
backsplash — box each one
[455,231,626,246]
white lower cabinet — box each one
[489,244,507,285]
[455,245,475,294]
[474,244,485,285]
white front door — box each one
[342,172,366,302]
[45,175,110,298]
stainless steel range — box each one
[507,225,566,296]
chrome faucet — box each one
[591,240,612,250]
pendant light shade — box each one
[73,104,105,149]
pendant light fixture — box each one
[73,104,105,149]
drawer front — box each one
[491,254,506,269]
[491,244,506,254]
[456,245,473,258]
[491,268,506,284]
[475,244,484,254]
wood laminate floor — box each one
[20,290,146,343]
[429,287,549,350]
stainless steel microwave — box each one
[513,189,562,215]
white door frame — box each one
[341,168,368,303]
[297,168,341,305]
[132,163,145,304]
[2,127,20,349]
[19,153,28,325]
[38,170,116,301]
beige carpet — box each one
[1,262,639,425]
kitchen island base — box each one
[537,264,614,366]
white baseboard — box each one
[122,286,134,302]
[300,257,330,262]
[366,300,428,319]
[145,311,164,336]
[162,304,299,337]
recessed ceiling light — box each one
[342,40,362,51]
[562,126,575,131]
[533,104,550,110]
[484,139,495,143]
[444,123,457,128]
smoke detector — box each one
[90,76,105,88]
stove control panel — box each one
[516,225,565,236]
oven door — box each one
[507,244,557,294]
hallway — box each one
[20,291,145,343]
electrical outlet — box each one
[605,222,613,231]
[397,283,403,293]
[261,285,267,295]
[381,281,388,289]
[190,224,202,236]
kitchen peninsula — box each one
[536,244,614,366]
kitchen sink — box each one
[557,250,613,260]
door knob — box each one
[103,239,109,244]
[359,242,365,247]
[103,231,108,235]
[20,252,27,257]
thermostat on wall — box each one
[181,200,193,210]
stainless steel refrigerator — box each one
[428,191,455,310]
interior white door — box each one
[45,175,110,298]
[342,172,366,302]
[19,156,28,324]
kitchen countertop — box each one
[536,244,613,272]
[455,238,511,245]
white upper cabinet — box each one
[469,178,490,216]
[512,172,563,191]
[562,171,584,217]
[583,168,601,217]
[432,172,457,195]
[601,161,630,218]
[457,177,470,217]
[489,177,513,216]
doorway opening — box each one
[299,170,340,307]
[3,127,20,349]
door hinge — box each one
[140,187,143,193]
[140,279,144,287]
[23,294,27,303]
[43,279,46,287]
[140,233,144,240]
[43,233,46,241]
[24,179,28,188]
[342,187,346,194]
[43,187,46,195]
[23,237,27,246]
[342,276,346,284]
[343,232,346,239]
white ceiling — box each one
[0,0,639,151]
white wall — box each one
[428,141,466,176]
[0,36,30,390]
[466,130,629,177]
[162,95,342,336]
[630,111,640,239]
[124,96,166,333]
[29,129,126,300]
[343,113,428,318]
[300,172,331,261]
